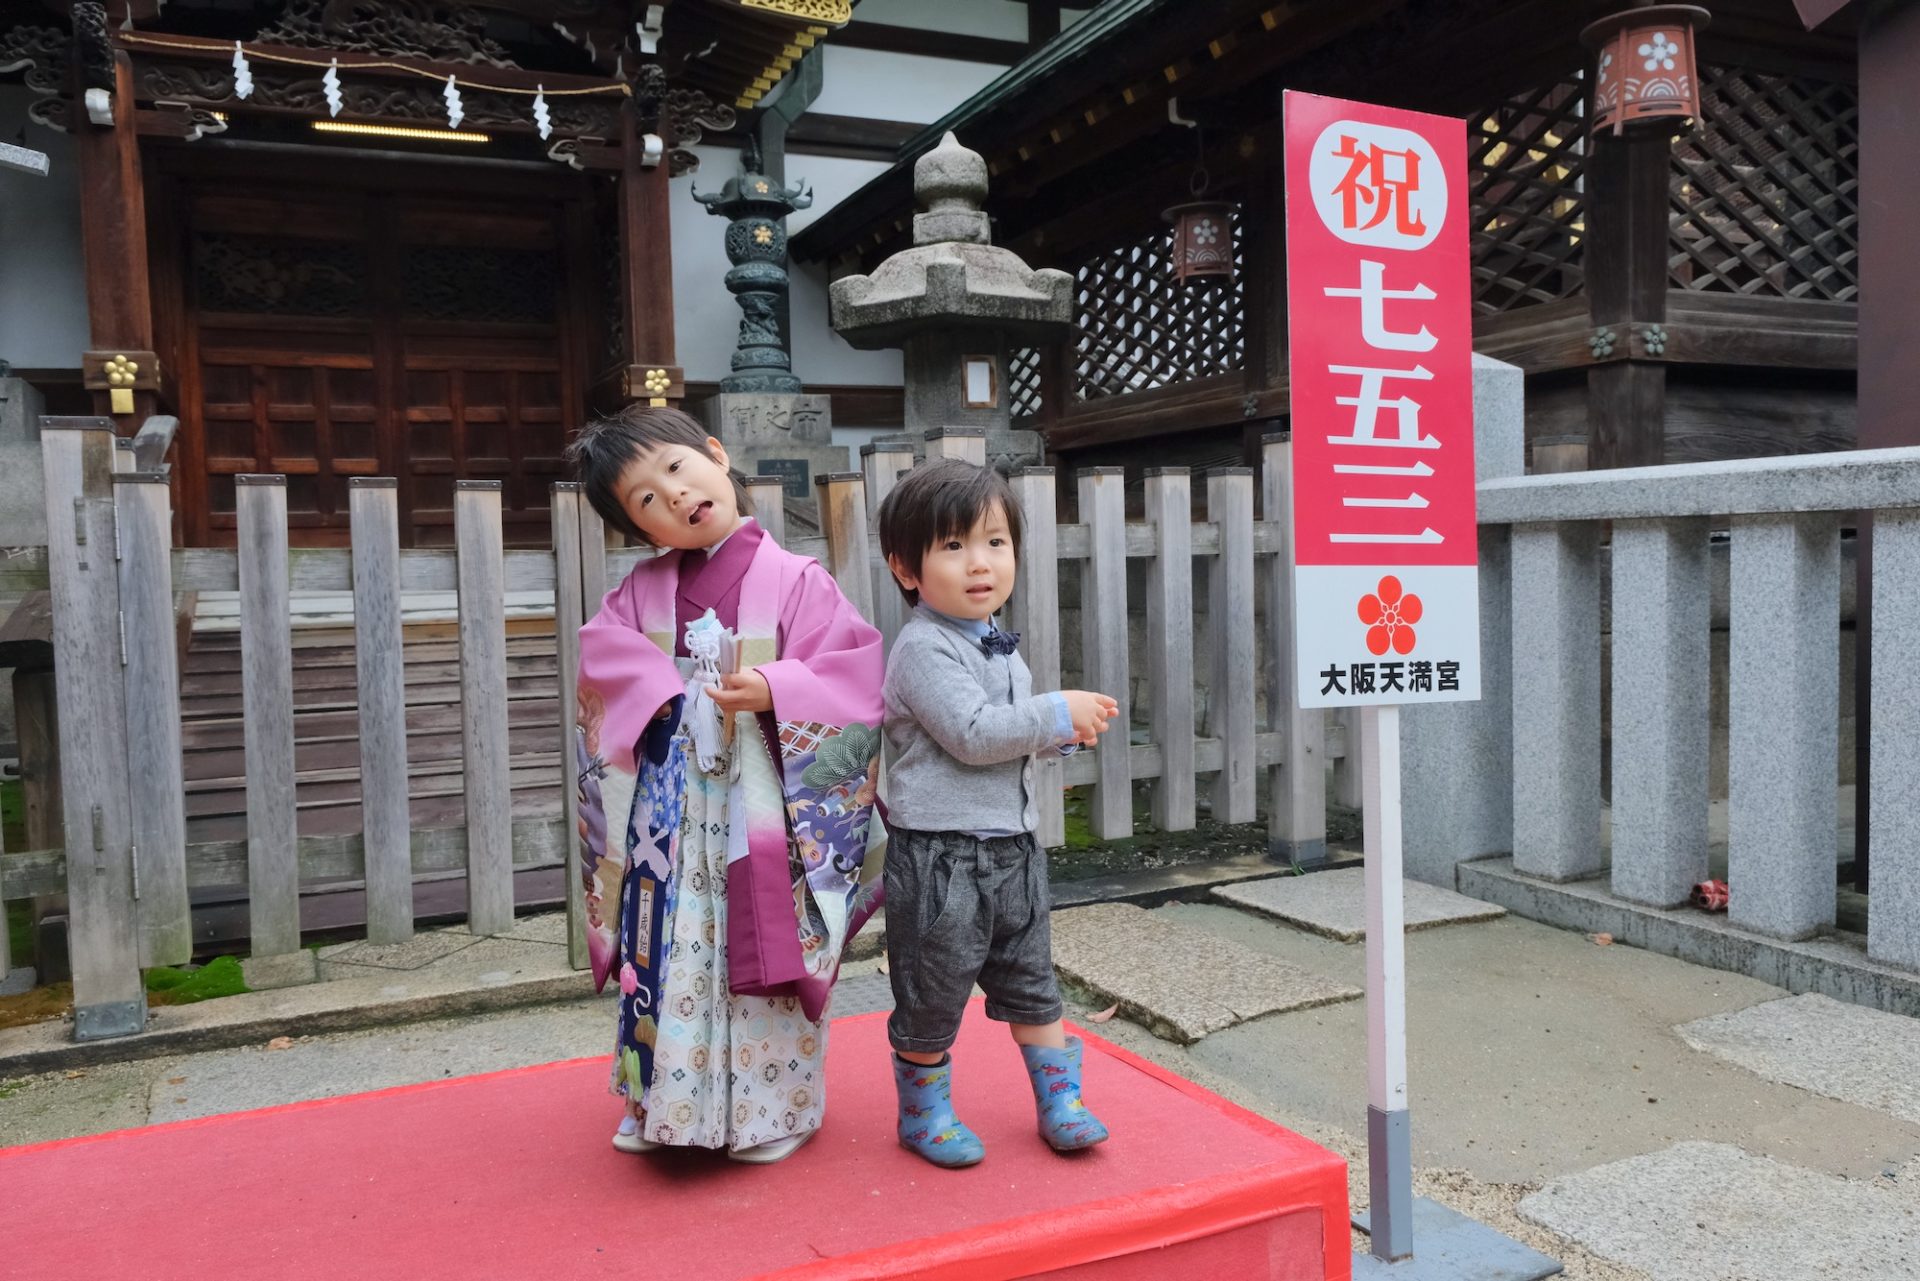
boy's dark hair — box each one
[876,458,1023,606]
[563,404,753,544]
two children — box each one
[570,410,1113,1167]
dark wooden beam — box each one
[833,21,1027,66]
[75,52,155,427]
[1029,4,1062,49]
[614,99,679,403]
[1583,119,1674,470]
[708,112,919,163]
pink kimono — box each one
[574,519,886,1149]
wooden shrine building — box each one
[792,0,1861,476]
[2,0,851,547]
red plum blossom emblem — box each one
[1358,575,1422,655]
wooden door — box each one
[158,158,589,547]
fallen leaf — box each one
[1589,932,1614,946]
[876,957,889,976]
[63,1070,86,1080]
[166,1076,187,1086]
[265,1036,294,1051]
[1088,1004,1120,1024]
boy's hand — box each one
[1062,690,1120,744]
[708,669,774,715]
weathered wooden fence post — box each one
[816,472,873,620]
[744,476,786,547]
[1207,468,1258,825]
[40,419,144,1037]
[349,478,413,945]
[1078,467,1133,839]
[455,481,514,936]
[1007,468,1066,847]
[1144,467,1196,831]
[236,474,312,986]
[551,483,591,971]
[861,441,916,643]
[1261,434,1328,865]
[114,471,190,967]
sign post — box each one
[1284,91,1548,1275]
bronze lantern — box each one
[1163,201,1236,284]
[1582,4,1712,135]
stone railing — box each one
[1449,446,1920,977]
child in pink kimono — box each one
[567,406,885,1165]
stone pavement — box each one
[6,874,1920,1280]
[1212,867,1506,942]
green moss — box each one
[0,1079,23,1100]
[144,955,250,1005]
[5,901,28,972]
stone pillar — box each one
[694,393,846,502]
[1510,519,1603,882]
[1868,508,1920,971]
[1728,512,1840,939]
[1400,355,1523,886]
[1609,517,1711,907]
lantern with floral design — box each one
[1582,4,1712,135]
[1163,202,1236,284]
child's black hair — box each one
[563,404,752,545]
[876,458,1023,606]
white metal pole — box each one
[1361,702,1413,1262]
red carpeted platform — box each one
[0,1005,1349,1280]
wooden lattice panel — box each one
[1072,211,1245,401]
[1469,77,1588,314]
[1008,346,1043,421]
[1670,66,1859,300]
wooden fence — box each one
[3,419,1334,1039]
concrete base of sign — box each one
[1352,1197,1563,1280]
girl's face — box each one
[614,437,742,551]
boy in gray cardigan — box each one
[877,458,1119,1169]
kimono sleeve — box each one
[577,572,684,775]
[756,560,885,730]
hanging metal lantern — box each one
[1582,4,1712,136]
[1164,202,1236,283]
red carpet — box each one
[1,1006,1348,1280]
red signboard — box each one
[1283,91,1481,708]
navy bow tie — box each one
[981,627,1020,657]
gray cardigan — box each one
[882,608,1068,835]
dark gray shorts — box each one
[884,828,1064,1054]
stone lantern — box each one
[691,149,846,501]
[829,132,1073,471]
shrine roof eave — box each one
[790,0,1174,263]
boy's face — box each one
[614,437,741,551]
[891,500,1018,622]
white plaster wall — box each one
[0,88,88,370]
[808,46,1008,123]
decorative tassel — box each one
[321,59,342,117]
[231,42,254,100]
[444,74,464,130]
[533,85,551,140]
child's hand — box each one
[1062,690,1119,744]
[708,669,774,715]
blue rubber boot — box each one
[892,1054,986,1169]
[1020,1036,1110,1152]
